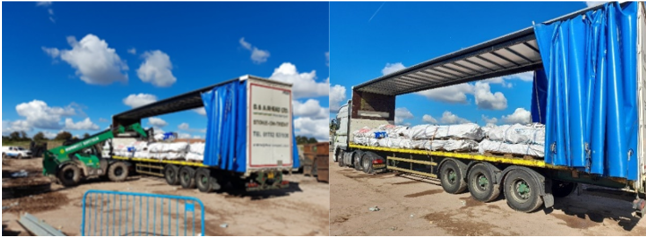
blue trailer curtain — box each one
[534,2,638,180]
[201,79,300,172]
[531,69,548,124]
[201,80,247,172]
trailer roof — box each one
[112,75,289,121]
[353,3,610,96]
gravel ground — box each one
[2,157,330,236]
[329,155,646,236]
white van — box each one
[2,146,32,159]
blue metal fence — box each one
[81,190,205,236]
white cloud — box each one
[178,122,189,130]
[474,82,507,110]
[41,47,59,58]
[42,34,128,85]
[239,37,270,64]
[127,48,136,55]
[137,50,177,87]
[123,93,157,108]
[440,111,471,124]
[2,120,32,134]
[422,114,438,124]
[329,84,347,112]
[415,83,474,103]
[481,115,498,126]
[98,118,109,123]
[43,131,57,139]
[36,2,52,7]
[269,62,329,98]
[43,34,128,85]
[484,71,534,88]
[395,108,414,125]
[293,99,328,120]
[15,100,76,130]
[294,117,328,141]
[178,133,191,139]
[36,2,54,22]
[586,1,606,7]
[382,62,406,75]
[148,117,168,128]
[502,108,532,124]
[64,118,100,130]
[178,122,206,133]
[192,135,202,139]
[325,52,330,67]
[193,107,206,116]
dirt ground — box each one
[329,156,646,236]
[2,157,330,236]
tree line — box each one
[2,131,91,142]
[295,135,319,145]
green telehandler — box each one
[43,123,149,187]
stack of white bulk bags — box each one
[186,142,205,162]
[479,123,545,157]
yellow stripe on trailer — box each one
[349,143,567,170]
[112,156,209,168]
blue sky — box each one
[2,2,329,140]
[330,1,593,127]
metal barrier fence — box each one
[81,190,205,236]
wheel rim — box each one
[363,158,370,169]
[446,169,457,184]
[184,172,190,181]
[513,179,531,201]
[200,175,208,185]
[167,169,174,178]
[64,169,75,180]
[476,173,488,191]
[115,167,123,176]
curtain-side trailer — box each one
[331,2,646,217]
[107,75,300,193]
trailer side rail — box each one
[112,156,209,168]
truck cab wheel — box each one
[439,160,467,194]
[195,168,213,193]
[468,163,500,202]
[108,162,129,182]
[179,166,196,189]
[16,154,22,160]
[503,169,544,212]
[551,180,577,198]
[337,150,345,167]
[164,164,180,185]
[361,154,374,174]
[58,164,81,187]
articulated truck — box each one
[44,75,300,192]
[331,2,646,216]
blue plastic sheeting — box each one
[201,80,299,172]
[531,69,548,124]
[534,2,638,180]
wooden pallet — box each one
[483,151,537,160]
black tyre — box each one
[439,160,467,194]
[17,154,22,160]
[179,166,196,189]
[468,163,500,202]
[503,169,544,212]
[108,162,129,182]
[361,153,374,174]
[58,163,81,187]
[551,180,577,198]
[337,150,345,167]
[353,151,364,171]
[195,168,213,193]
[164,164,179,185]
[2,153,6,159]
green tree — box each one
[55,131,73,141]
[33,132,46,141]
[20,131,29,141]
[83,133,90,139]
[307,137,318,144]
[9,131,20,141]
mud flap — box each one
[542,194,554,209]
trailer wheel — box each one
[468,163,500,202]
[108,162,129,182]
[179,167,196,189]
[196,168,213,193]
[58,163,81,187]
[439,160,467,194]
[164,164,179,185]
[551,180,577,198]
[503,169,543,212]
[337,150,345,167]
[353,151,364,171]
